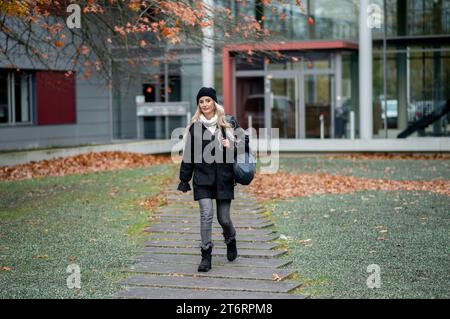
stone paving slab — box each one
[146,232,279,242]
[149,220,273,229]
[141,247,287,258]
[155,207,266,215]
[159,198,264,206]
[115,286,307,299]
[144,240,278,250]
[120,275,300,293]
[133,254,292,268]
[145,226,276,235]
[147,223,274,232]
[151,214,267,221]
[127,262,295,280]
[115,184,306,299]
[150,217,271,225]
[149,218,269,226]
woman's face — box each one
[199,96,215,119]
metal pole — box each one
[359,0,373,139]
[383,0,388,138]
[165,115,169,139]
[335,52,342,139]
[350,111,355,140]
[320,114,324,139]
[108,42,114,141]
[248,115,253,138]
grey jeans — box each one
[198,198,236,250]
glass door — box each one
[266,75,298,138]
[303,74,334,138]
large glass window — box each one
[372,0,450,137]
[339,51,359,138]
[373,0,450,38]
[269,77,296,138]
[234,50,359,139]
[304,0,359,40]
[373,46,450,138]
[180,58,202,113]
[15,71,32,123]
[305,74,333,138]
[217,0,359,42]
[236,77,265,131]
[262,0,358,41]
[142,75,181,103]
[0,69,33,125]
[0,71,8,123]
[408,0,450,35]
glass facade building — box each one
[372,0,450,138]
[113,0,450,140]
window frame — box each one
[0,69,35,127]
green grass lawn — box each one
[1,154,448,299]
[0,164,177,298]
[265,155,450,298]
[277,155,450,180]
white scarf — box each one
[199,114,218,134]
[198,114,234,145]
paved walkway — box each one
[115,184,307,299]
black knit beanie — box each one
[196,87,218,105]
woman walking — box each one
[177,87,246,272]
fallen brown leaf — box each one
[0,152,173,181]
[272,273,282,281]
[34,254,48,259]
[248,172,450,201]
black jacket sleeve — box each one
[177,125,194,192]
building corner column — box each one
[359,0,373,139]
[202,0,215,88]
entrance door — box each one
[265,73,334,139]
[260,52,339,139]
[303,74,334,138]
[266,76,298,138]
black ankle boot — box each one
[198,247,212,272]
[226,239,238,261]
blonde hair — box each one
[183,101,235,142]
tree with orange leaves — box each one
[0,0,307,82]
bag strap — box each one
[221,115,233,140]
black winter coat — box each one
[177,115,247,201]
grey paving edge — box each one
[146,232,279,242]
[120,275,301,293]
[143,240,278,250]
[140,247,287,258]
[115,286,307,299]
[133,255,292,268]
[126,263,296,280]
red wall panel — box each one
[36,71,76,125]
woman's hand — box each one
[221,138,230,148]
[177,181,191,192]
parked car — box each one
[380,99,398,128]
[242,94,296,138]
